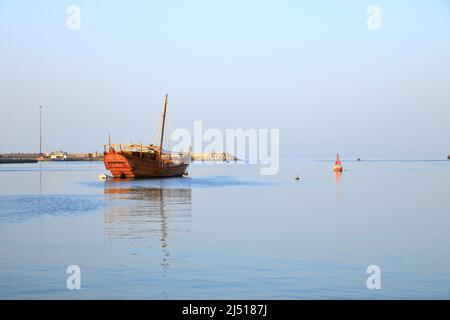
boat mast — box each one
[159,94,168,154]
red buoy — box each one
[333,153,343,172]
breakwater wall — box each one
[191,152,238,161]
[0,153,104,162]
[0,153,39,164]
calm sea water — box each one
[0,159,449,299]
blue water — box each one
[0,159,449,299]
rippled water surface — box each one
[0,160,449,299]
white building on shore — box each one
[46,151,68,160]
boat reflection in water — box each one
[334,171,342,202]
[104,183,192,271]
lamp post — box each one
[39,106,43,157]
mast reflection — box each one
[104,185,192,271]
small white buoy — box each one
[98,173,111,181]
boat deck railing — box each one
[104,144,160,153]
[105,144,191,165]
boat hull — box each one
[104,151,188,179]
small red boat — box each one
[333,153,343,172]
[103,95,190,179]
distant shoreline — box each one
[0,153,103,163]
[0,152,240,164]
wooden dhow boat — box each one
[103,95,190,179]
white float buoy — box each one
[98,173,112,181]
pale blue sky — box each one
[1,0,449,158]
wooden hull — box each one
[104,151,188,179]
